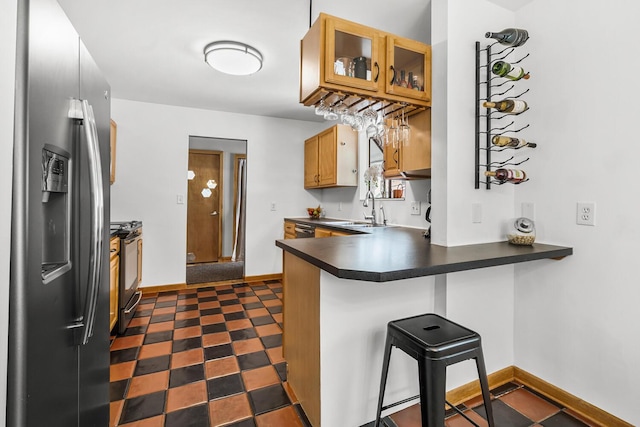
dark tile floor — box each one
[110,280,601,427]
[373,381,600,427]
[109,280,311,427]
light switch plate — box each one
[472,203,482,223]
[411,201,421,215]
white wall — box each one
[0,0,18,425]
[512,1,640,423]
[429,0,520,391]
[110,99,326,286]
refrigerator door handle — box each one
[79,99,104,345]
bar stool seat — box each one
[374,313,495,427]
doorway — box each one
[187,149,221,263]
[186,137,247,284]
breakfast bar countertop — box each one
[276,218,573,282]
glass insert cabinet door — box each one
[324,19,380,92]
[385,36,431,102]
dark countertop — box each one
[277,218,573,282]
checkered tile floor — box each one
[375,381,597,427]
[110,280,599,427]
[109,280,311,427]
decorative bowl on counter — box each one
[507,217,535,245]
[307,206,322,219]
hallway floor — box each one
[109,281,599,427]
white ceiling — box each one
[57,0,431,123]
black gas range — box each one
[110,220,143,334]
[110,220,143,238]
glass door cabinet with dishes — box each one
[300,13,431,112]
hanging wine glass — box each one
[315,99,328,116]
[388,116,398,147]
[398,108,411,146]
[324,107,339,120]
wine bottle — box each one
[484,168,527,183]
[399,70,408,88]
[491,60,530,81]
[412,75,420,91]
[492,135,537,148]
[485,28,529,47]
[408,71,414,89]
[483,99,528,114]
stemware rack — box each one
[475,37,532,189]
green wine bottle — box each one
[491,61,530,81]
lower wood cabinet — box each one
[109,236,120,332]
[314,227,351,238]
[284,221,296,239]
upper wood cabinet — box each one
[304,124,358,189]
[300,13,431,113]
[383,109,432,179]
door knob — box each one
[210,211,218,216]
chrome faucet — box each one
[379,205,387,226]
[363,189,376,225]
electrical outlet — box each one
[576,202,595,226]
[270,202,276,211]
[411,201,421,215]
[176,195,184,204]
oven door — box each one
[118,232,142,333]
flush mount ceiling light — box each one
[203,41,263,76]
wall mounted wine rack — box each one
[475,37,532,189]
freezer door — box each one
[8,0,110,426]
[78,39,111,427]
[9,0,81,425]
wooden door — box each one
[318,127,336,186]
[304,136,319,188]
[187,150,222,263]
[385,36,431,102]
[324,17,380,92]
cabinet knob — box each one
[352,169,357,173]
[340,141,346,146]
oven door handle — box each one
[124,291,143,314]
[79,100,104,346]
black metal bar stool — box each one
[374,313,495,427]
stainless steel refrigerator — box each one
[9,0,111,425]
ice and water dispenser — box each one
[41,144,71,283]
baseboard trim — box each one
[139,273,283,294]
[244,273,282,283]
[446,366,515,406]
[513,367,632,427]
[446,366,631,427]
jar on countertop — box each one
[507,217,535,245]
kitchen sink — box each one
[330,221,384,227]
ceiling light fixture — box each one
[203,41,263,76]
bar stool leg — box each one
[374,336,394,427]
[474,349,495,427]
[419,358,447,427]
